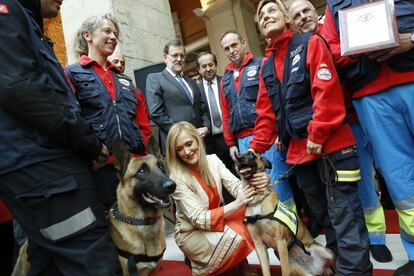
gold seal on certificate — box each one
[338,0,400,56]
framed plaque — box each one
[338,0,399,56]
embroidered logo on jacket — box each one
[119,78,131,87]
[292,54,301,66]
[289,45,303,58]
[317,68,332,80]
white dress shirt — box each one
[203,77,223,135]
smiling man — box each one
[108,51,126,73]
[145,39,210,155]
[286,0,320,33]
[287,0,393,264]
[323,0,414,273]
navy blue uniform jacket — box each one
[0,0,101,174]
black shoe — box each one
[394,261,414,276]
[370,244,393,263]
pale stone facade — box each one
[60,0,325,79]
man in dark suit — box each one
[197,51,235,203]
[196,52,233,170]
[145,39,210,154]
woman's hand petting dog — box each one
[236,186,257,207]
[248,172,270,192]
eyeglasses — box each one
[167,53,185,59]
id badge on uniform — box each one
[338,0,399,56]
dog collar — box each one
[110,206,159,225]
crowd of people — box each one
[0,0,413,275]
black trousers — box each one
[204,133,235,203]
[0,220,15,276]
[91,164,119,210]
[293,149,372,276]
[0,156,119,276]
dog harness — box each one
[117,248,165,276]
[110,205,164,276]
[243,202,310,255]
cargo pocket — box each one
[329,147,361,183]
[17,174,96,242]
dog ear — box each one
[147,135,162,159]
[260,156,272,169]
[112,138,131,179]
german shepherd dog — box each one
[235,151,335,276]
[109,139,176,276]
[11,139,175,276]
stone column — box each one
[197,0,263,75]
[60,0,176,79]
[44,14,67,66]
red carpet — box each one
[159,210,400,275]
[384,210,399,234]
[158,260,394,276]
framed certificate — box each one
[338,0,399,56]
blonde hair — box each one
[74,14,120,57]
[166,122,215,186]
[256,0,291,27]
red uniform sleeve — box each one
[134,87,152,147]
[219,80,237,146]
[306,35,347,145]
[64,70,77,94]
[249,68,277,153]
[322,7,355,68]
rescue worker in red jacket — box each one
[66,14,152,209]
[323,1,414,274]
[249,1,372,274]
[287,0,392,263]
[219,30,295,210]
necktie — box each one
[176,74,193,104]
[207,81,222,128]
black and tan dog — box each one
[235,151,335,276]
[11,138,176,276]
[109,139,176,276]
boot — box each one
[370,244,392,263]
[394,261,414,276]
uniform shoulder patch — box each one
[119,78,131,87]
[0,4,9,14]
[317,68,332,80]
